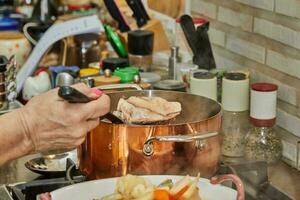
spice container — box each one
[244,83,282,164]
[221,72,250,157]
[168,46,180,80]
[128,30,154,72]
[0,56,7,110]
[190,71,217,101]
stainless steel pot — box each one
[79,87,222,179]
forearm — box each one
[0,108,34,165]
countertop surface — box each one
[0,154,299,200]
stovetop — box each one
[0,159,293,200]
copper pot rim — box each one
[100,90,222,128]
[99,111,222,128]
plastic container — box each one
[113,67,139,83]
[244,83,282,164]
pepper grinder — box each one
[221,72,250,157]
[128,30,154,72]
[168,46,180,80]
[244,83,282,164]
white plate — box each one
[50,175,237,200]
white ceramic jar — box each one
[0,32,31,66]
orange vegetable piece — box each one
[154,189,170,200]
[172,185,189,200]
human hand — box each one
[17,83,110,153]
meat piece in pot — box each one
[127,96,181,116]
[116,97,181,124]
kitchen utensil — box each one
[195,23,216,69]
[79,90,222,179]
[175,18,207,59]
[0,32,31,66]
[49,175,244,200]
[179,15,198,57]
[125,0,150,27]
[16,15,104,94]
[104,25,128,58]
[58,86,124,124]
[23,22,52,45]
[103,0,130,32]
[179,15,216,70]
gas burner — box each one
[0,160,293,200]
[1,159,86,200]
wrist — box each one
[16,108,35,154]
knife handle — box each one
[58,86,92,103]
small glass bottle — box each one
[128,30,154,72]
[221,72,250,157]
[244,83,282,164]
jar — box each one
[128,30,154,72]
[245,126,282,163]
[221,72,250,157]
[244,83,282,164]
[190,71,217,101]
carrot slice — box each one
[154,189,170,200]
[171,185,189,200]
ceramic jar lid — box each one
[222,72,249,112]
[190,71,217,101]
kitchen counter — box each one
[0,154,299,199]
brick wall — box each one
[190,0,300,137]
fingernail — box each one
[92,88,103,96]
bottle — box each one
[221,72,250,157]
[168,46,179,80]
[244,83,282,164]
[128,30,154,72]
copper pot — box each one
[79,89,222,179]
